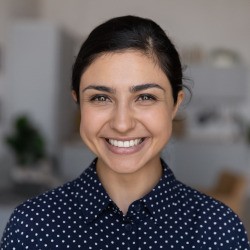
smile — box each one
[107,138,144,148]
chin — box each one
[98,153,158,175]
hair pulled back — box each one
[72,15,183,104]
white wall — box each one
[39,0,250,65]
[0,0,40,54]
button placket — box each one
[135,203,141,213]
[125,223,132,231]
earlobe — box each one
[71,90,78,103]
[172,90,185,119]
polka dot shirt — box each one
[1,159,249,249]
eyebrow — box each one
[82,85,116,93]
[130,83,165,93]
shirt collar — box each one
[75,158,179,224]
[75,159,112,224]
[141,159,180,222]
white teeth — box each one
[108,139,142,148]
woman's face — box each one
[76,51,183,174]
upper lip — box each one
[104,137,146,141]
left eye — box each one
[137,94,156,101]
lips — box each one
[107,138,144,148]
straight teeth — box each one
[108,138,143,148]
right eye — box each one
[89,94,111,103]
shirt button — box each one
[135,204,141,212]
[125,223,132,231]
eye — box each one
[90,94,111,103]
[136,94,157,102]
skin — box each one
[72,50,184,214]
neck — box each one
[96,158,162,215]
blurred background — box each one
[0,0,250,237]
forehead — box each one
[80,51,170,88]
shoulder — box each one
[4,161,101,229]
[1,167,93,248]
[175,180,249,248]
[13,166,93,219]
[4,177,78,228]
[176,180,238,218]
[7,162,100,223]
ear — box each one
[172,90,184,119]
[71,90,78,103]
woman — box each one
[1,15,249,249]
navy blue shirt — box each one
[1,159,249,249]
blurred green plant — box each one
[5,115,46,166]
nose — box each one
[109,103,136,133]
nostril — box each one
[109,112,136,132]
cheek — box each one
[79,106,109,138]
[79,107,94,139]
[139,106,174,136]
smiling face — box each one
[75,51,183,175]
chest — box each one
[28,210,214,249]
